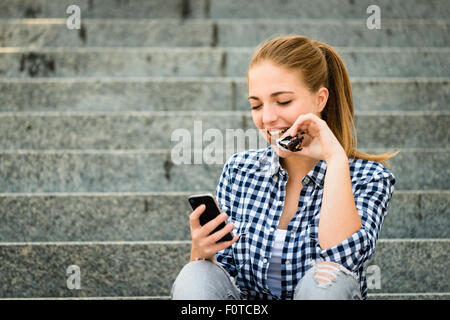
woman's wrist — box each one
[190,247,215,262]
[324,149,347,164]
[190,247,202,262]
[190,255,216,262]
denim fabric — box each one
[171,260,361,300]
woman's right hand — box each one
[189,204,240,261]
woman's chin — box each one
[273,145,293,158]
[265,135,293,158]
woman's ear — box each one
[316,87,329,114]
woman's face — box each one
[248,61,327,158]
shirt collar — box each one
[259,145,327,189]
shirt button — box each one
[303,177,310,184]
[270,227,275,232]
[285,261,290,265]
[263,258,268,264]
[290,230,295,236]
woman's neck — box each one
[280,154,319,181]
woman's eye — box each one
[251,105,262,110]
[278,100,292,105]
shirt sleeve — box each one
[317,167,396,272]
[214,156,237,277]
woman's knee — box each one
[294,261,362,300]
[171,260,239,300]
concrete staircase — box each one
[0,0,449,300]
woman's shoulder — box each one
[348,158,396,185]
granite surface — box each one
[367,240,450,293]
[0,0,448,301]
[0,0,208,19]
[0,78,448,112]
[0,240,447,297]
[226,48,450,78]
[0,79,234,112]
[217,20,450,47]
[0,242,191,297]
[0,151,222,193]
[0,149,448,192]
[3,0,449,20]
[368,293,450,300]
[0,20,214,48]
[380,191,450,239]
[234,78,450,112]
[0,112,248,149]
[210,0,450,19]
[1,20,449,48]
[0,112,447,149]
[0,48,225,78]
[0,191,447,242]
[1,48,449,78]
[0,193,193,241]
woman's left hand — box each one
[280,113,346,162]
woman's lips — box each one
[267,127,289,138]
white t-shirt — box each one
[267,229,287,297]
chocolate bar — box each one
[276,132,306,152]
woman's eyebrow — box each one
[248,91,294,100]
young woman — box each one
[171,35,398,300]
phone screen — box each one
[188,194,234,242]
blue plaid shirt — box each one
[215,145,395,300]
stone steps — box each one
[0,149,448,192]
[1,19,449,48]
[216,19,450,48]
[0,111,447,149]
[0,240,447,298]
[1,0,448,301]
[0,0,207,19]
[226,47,450,78]
[1,78,449,112]
[2,293,450,300]
[367,293,450,300]
[209,0,450,19]
[1,47,449,78]
[0,19,215,48]
[1,0,449,19]
[0,191,447,242]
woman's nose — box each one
[262,104,278,125]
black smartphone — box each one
[188,193,234,242]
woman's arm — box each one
[318,153,362,250]
[282,113,395,271]
[279,113,362,250]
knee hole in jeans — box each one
[313,261,358,288]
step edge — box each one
[0,239,447,246]
[1,190,448,197]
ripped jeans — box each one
[171,260,362,300]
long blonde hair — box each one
[248,35,399,167]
